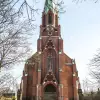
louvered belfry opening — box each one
[44,84,57,100]
[48,13,52,24]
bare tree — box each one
[0,0,39,25]
[82,78,98,100]
[0,71,20,98]
[0,0,38,70]
[0,0,37,98]
[89,49,100,87]
[0,18,34,69]
[82,78,97,94]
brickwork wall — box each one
[18,3,82,100]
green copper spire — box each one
[44,0,54,13]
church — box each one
[17,0,83,100]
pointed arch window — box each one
[48,13,52,24]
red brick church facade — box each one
[17,0,83,100]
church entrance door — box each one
[44,84,57,100]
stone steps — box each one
[44,92,57,100]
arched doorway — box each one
[44,84,57,100]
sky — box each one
[11,0,100,88]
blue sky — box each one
[12,0,100,87]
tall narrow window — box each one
[43,15,46,26]
[48,13,52,24]
[55,15,58,26]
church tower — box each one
[18,0,83,100]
